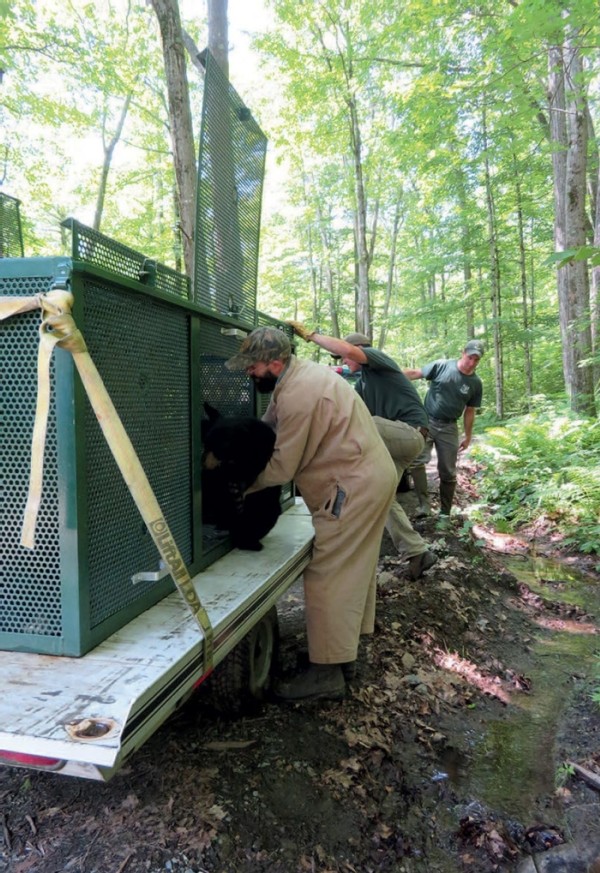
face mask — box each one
[252,373,278,393]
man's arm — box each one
[403,368,423,380]
[288,321,368,364]
[459,406,476,451]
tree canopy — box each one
[0,0,598,418]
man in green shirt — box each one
[404,340,484,517]
[289,322,437,580]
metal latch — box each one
[132,560,169,585]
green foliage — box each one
[555,761,575,787]
[546,246,600,269]
[471,402,600,555]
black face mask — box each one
[252,373,278,393]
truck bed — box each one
[0,500,313,780]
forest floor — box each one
[1,464,600,873]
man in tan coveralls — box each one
[226,327,397,701]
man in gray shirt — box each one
[404,340,484,517]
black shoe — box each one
[274,664,346,701]
[408,550,437,580]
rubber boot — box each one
[411,465,431,518]
[439,480,456,515]
[275,663,346,701]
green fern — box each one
[472,406,600,554]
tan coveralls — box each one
[249,356,397,665]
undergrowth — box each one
[471,400,600,559]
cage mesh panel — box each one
[83,280,193,625]
[198,318,254,420]
[63,219,190,301]
[0,194,24,258]
[0,274,61,636]
[194,51,266,320]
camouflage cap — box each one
[225,326,292,370]
[464,339,485,358]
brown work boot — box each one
[407,550,437,580]
[274,664,346,701]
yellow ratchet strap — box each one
[0,290,214,667]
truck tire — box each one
[205,606,279,715]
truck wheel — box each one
[205,606,279,715]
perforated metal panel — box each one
[64,219,190,301]
[0,257,196,655]
[0,194,24,258]
[81,278,193,626]
[1,267,61,641]
[194,50,267,319]
[199,319,254,418]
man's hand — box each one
[287,320,315,342]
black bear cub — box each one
[201,403,282,551]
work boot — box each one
[407,550,437,580]
[439,481,456,515]
[411,465,431,518]
[340,661,357,682]
[274,663,346,701]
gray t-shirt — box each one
[355,348,428,429]
[421,359,483,422]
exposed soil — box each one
[1,468,599,873]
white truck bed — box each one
[0,500,313,780]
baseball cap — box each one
[464,339,485,357]
[225,326,292,370]
[344,332,371,346]
[331,331,372,359]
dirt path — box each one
[1,489,599,873]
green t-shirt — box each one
[355,348,428,429]
[421,359,483,422]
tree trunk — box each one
[348,91,371,339]
[482,105,504,418]
[316,198,341,340]
[150,0,196,280]
[548,42,570,396]
[377,197,402,350]
[93,94,132,232]
[208,0,228,78]
[562,33,596,416]
[513,152,534,406]
[586,109,600,394]
[457,170,475,349]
